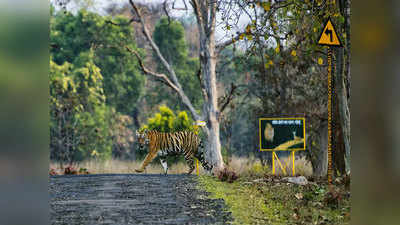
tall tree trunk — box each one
[313,121,328,177]
[343,0,351,174]
[195,0,224,170]
[336,0,351,174]
[334,74,347,175]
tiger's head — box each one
[136,130,149,151]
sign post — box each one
[259,118,306,176]
[317,17,342,183]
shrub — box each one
[64,166,78,175]
[141,105,195,132]
[49,168,58,176]
[217,168,239,183]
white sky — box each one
[52,0,252,45]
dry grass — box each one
[226,155,313,177]
[50,159,210,175]
[50,155,312,176]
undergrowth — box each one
[198,174,350,225]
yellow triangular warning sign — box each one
[317,18,342,46]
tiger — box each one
[134,130,213,175]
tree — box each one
[50,51,113,163]
[153,17,188,66]
[146,17,203,111]
[50,8,145,116]
[122,0,225,171]
[50,6,139,162]
[123,0,303,171]
[335,0,351,175]
[227,0,351,177]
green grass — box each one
[198,175,350,225]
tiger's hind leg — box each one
[194,148,213,174]
[160,158,168,175]
[185,155,195,175]
[158,151,168,175]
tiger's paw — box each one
[135,168,144,173]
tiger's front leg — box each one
[135,150,158,173]
[185,155,195,175]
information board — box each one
[259,118,306,151]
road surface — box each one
[50,174,232,225]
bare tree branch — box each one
[125,47,180,93]
[105,18,138,26]
[190,0,206,35]
[128,0,201,121]
[196,68,208,102]
[219,83,238,115]
[162,0,171,25]
[172,0,188,10]
[215,31,245,53]
[208,0,217,35]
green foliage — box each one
[153,17,188,65]
[50,54,113,162]
[141,105,195,133]
[50,9,144,115]
[73,105,113,161]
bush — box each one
[49,168,58,176]
[217,168,239,183]
[141,105,195,132]
[64,166,78,175]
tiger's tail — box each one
[195,140,213,173]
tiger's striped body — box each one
[135,130,212,174]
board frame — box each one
[259,117,306,151]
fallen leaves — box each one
[295,193,303,200]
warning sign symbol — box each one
[317,18,342,47]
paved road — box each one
[50,174,232,225]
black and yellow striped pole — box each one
[317,17,342,183]
[327,47,333,183]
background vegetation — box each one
[50,0,350,180]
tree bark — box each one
[343,0,351,174]
[336,0,351,174]
[313,121,328,177]
[192,0,224,170]
[334,47,350,175]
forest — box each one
[50,0,350,179]
[48,0,352,223]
